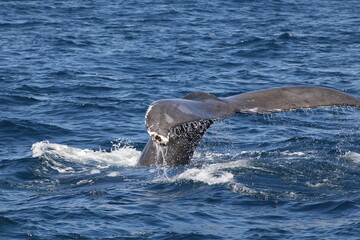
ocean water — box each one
[1,0,360,239]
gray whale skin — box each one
[137,86,360,166]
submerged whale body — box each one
[137,86,360,166]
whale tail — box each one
[137,86,360,166]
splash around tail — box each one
[32,141,140,168]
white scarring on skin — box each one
[178,105,193,115]
[148,130,169,146]
[164,113,174,124]
[145,103,156,122]
[146,103,170,146]
[248,107,259,113]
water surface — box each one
[1,0,360,239]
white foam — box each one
[342,151,360,164]
[76,179,94,185]
[31,141,140,168]
[175,167,234,185]
[305,180,337,188]
[239,150,309,156]
[107,171,120,177]
[90,169,101,174]
[157,159,263,197]
[229,182,259,195]
[166,160,250,185]
[281,151,307,156]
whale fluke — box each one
[137,86,360,166]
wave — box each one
[31,141,140,171]
[0,119,73,142]
[0,94,40,106]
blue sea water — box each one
[1,0,360,239]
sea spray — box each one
[32,141,140,168]
[154,144,170,179]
